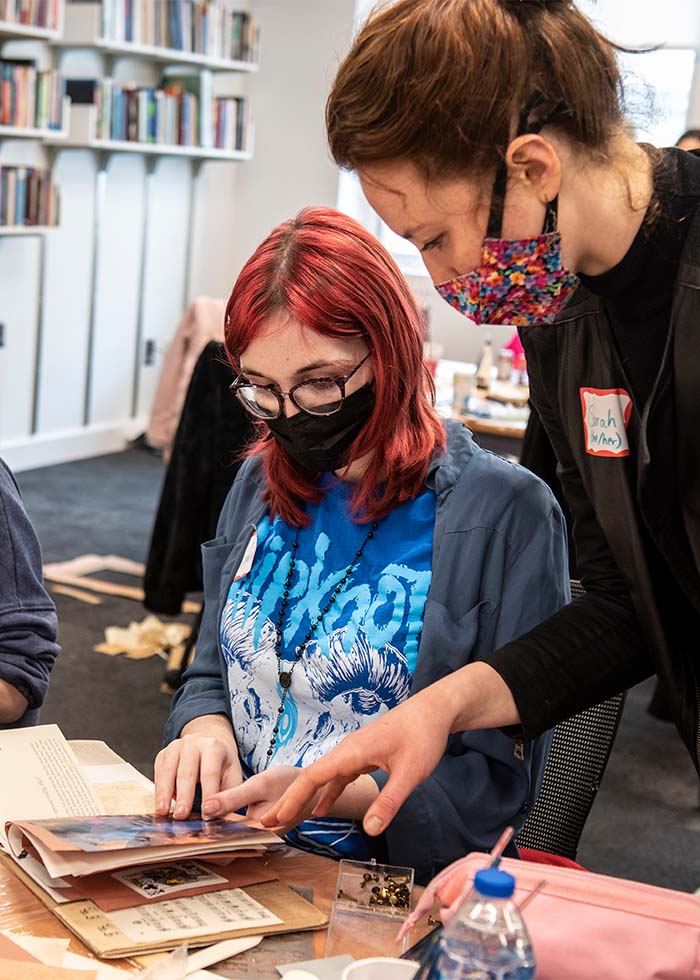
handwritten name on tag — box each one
[580,388,632,456]
[580,387,632,458]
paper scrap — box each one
[95,616,191,661]
[3,934,70,965]
[0,961,96,980]
[61,952,126,979]
[0,933,41,963]
[50,585,103,606]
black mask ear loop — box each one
[485,94,571,240]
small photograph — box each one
[113,860,228,898]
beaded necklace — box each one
[263,518,379,770]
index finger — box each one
[202,773,266,819]
[263,754,370,828]
[154,745,180,815]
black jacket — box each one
[144,343,255,614]
[487,189,700,773]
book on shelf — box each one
[0,724,327,957]
[0,0,61,30]
[160,64,211,147]
[0,58,65,129]
[214,94,246,152]
[68,72,249,151]
[0,164,59,226]
[95,0,259,63]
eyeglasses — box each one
[230,352,371,420]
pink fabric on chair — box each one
[146,297,226,458]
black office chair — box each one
[515,581,627,861]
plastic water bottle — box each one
[420,868,536,980]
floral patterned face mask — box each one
[435,99,579,326]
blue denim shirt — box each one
[164,420,569,883]
[0,458,59,728]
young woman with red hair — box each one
[154,206,568,882]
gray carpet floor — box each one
[15,448,700,892]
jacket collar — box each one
[426,419,478,496]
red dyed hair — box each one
[224,206,445,527]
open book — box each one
[6,813,278,879]
[0,726,327,957]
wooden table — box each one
[0,846,427,973]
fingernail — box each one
[365,815,383,836]
[156,799,167,813]
[202,800,221,817]
[174,805,187,818]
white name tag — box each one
[580,387,632,458]
[233,527,258,581]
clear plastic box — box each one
[324,858,415,960]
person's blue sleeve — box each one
[371,479,570,884]
[0,459,59,724]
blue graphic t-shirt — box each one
[220,477,436,861]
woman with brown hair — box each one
[264,0,700,839]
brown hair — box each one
[327,0,629,181]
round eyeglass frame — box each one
[229,351,372,420]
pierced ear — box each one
[506,134,561,200]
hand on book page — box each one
[201,766,314,832]
[154,720,243,820]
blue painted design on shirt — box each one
[220,478,436,861]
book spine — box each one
[198,67,212,148]
[0,169,6,227]
[26,167,36,224]
[0,66,9,126]
[16,165,26,225]
[137,87,147,142]
[147,86,156,142]
[6,169,16,226]
[127,88,138,141]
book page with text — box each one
[0,725,103,848]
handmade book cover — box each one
[0,726,327,957]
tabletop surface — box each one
[0,844,427,973]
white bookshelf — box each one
[0,100,71,141]
[0,20,61,41]
[47,103,251,160]
[45,135,252,161]
[67,37,257,72]
[0,225,56,235]
[0,122,68,140]
[1,0,257,464]
[55,2,258,72]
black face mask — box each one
[265,382,375,473]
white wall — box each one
[225,0,356,282]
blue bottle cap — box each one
[473,868,516,898]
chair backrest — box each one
[515,581,627,860]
